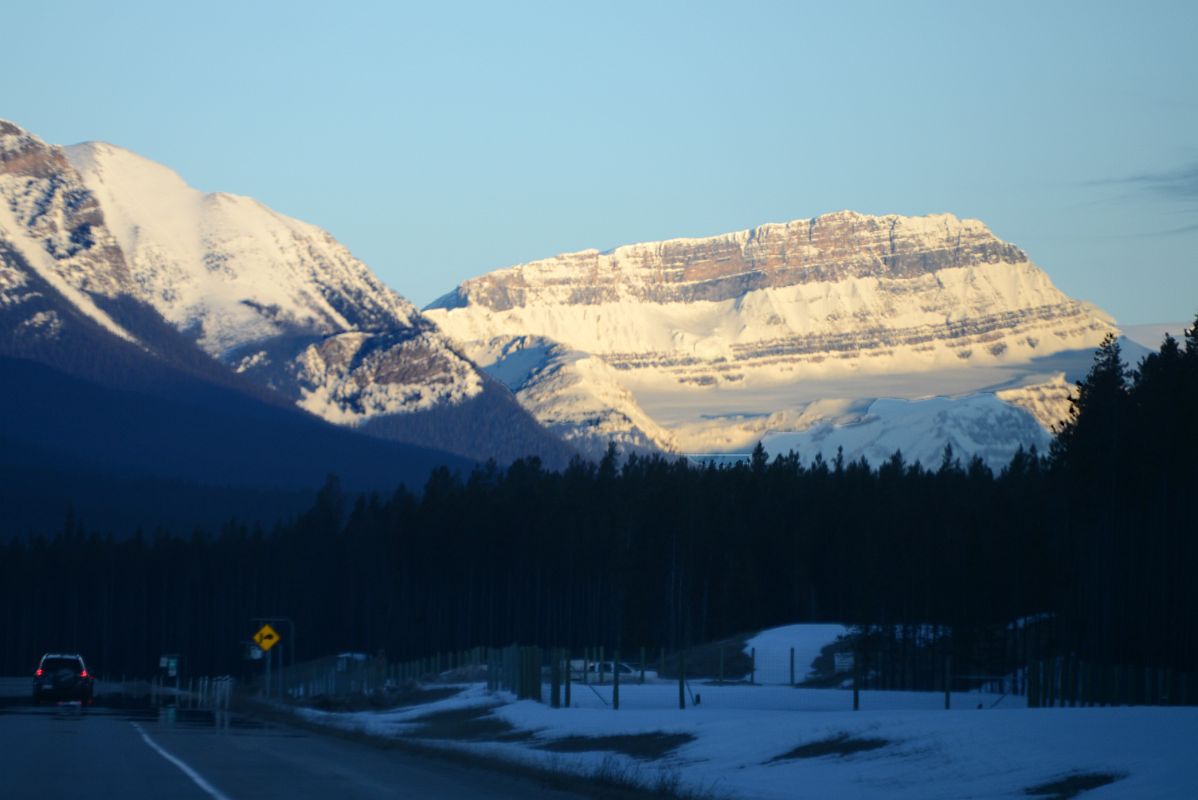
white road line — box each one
[131,722,234,800]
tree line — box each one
[1,320,1195,680]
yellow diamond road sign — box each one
[253,624,281,653]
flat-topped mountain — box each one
[426,212,1117,462]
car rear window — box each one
[41,657,83,672]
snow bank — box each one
[744,623,850,683]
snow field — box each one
[301,680,1196,799]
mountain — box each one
[0,120,571,467]
[426,211,1119,464]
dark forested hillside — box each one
[0,356,473,537]
[2,321,1195,681]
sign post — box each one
[248,617,295,697]
[254,624,281,697]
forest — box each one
[1,321,1195,684]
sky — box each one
[3,1,1196,324]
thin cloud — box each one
[1155,221,1198,236]
[1088,163,1198,237]
[1116,163,1198,201]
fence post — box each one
[612,648,620,711]
[853,643,861,711]
[751,647,756,685]
[550,648,561,708]
[944,653,952,710]
[678,650,686,710]
[789,647,795,687]
[535,646,544,703]
[599,646,605,686]
[640,646,646,684]
[565,649,572,707]
[660,647,666,680]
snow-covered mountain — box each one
[0,120,569,466]
[60,139,484,417]
[426,212,1118,464]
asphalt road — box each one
[0,685,583,800]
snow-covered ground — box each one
[296,626,1195,800]
[298,681,1195,799]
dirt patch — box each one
[1024,772,1125,799]
[770,734,888,761]
[306,685,464,713]
[539,731,695,761]
[406,704,535,743]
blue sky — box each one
[4,1,1196,323]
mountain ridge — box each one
[426,211,1116,461]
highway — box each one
[0,681,584,800]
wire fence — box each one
[262,637,1197,710]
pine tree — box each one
[1052,333,1129,479]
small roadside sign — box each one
[253,623,281,652]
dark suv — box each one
[32,654,94,705]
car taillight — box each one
[80,670,88,679]
[35,668,43,677]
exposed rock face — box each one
[1,120,567,465]
[438,212,1028,309]
[430,212,1112,386]
[427,212,1116,462]
[0,122,139,344]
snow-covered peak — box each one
[65,141,419,357]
